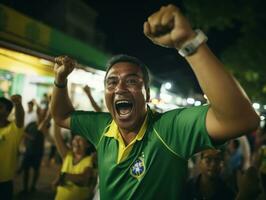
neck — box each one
[74,152,86,162]
[119,131,138,146]
[119,112,147,146]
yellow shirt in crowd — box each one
[55,151,94,200]
[0,121,24,182]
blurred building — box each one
[0,2,109,109]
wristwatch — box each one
[178,29,208,57]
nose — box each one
[115,79,128,94]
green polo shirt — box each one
[71,105,215,199]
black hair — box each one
[200,149,224,159]
[0,97,13,113]
[104,54,150,92]
[28,101,34,105]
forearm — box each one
[64,172,90,186]
[51,83,74,126]
[14,103,25,128]
[38,113,51,132]
[53,123,68,158]
[85,91,102,112]
[185,44,259,133]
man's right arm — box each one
[51,56,76,129]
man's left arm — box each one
[10,94,25,128]
[185,43,259,142]
[144,4,259,143]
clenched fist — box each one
[10,94,22,105]
[143,4,195,49]
[54,56,76,82]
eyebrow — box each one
[107,73,141,79]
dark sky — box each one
[3,0,213,95]
[86,1,201,95]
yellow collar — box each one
[104,113,148,163]
[104,113,148,141]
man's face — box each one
[72,135,89,155]
[104,62,149,132]
[200,150,223,179]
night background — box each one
[2,0,266,101]
[1,1,266,199]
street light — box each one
[252,103,260,110]
[165,82,172,90]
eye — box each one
[106,78,118,88]
[126,77,139,85]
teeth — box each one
[116,100,130,105]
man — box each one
[185,149,235,200]
[51,4,259,199]
[19,101,51,193]
[0,95,24,200]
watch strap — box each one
[178,29,208,57]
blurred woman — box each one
[52,121,97,200]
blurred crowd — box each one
[1,85,266,200]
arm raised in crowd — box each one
[51,56,76,129]
[53,120,69,159]
[143,5,259,143]
[38,109,52,133]
[10,94,24,128]
[83,85,102,112]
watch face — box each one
[178,29,208,57]
[184,44,195,54]
[179,43,196,57]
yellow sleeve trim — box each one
[153,128,187,161]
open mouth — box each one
[115,100,133,116]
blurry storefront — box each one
[0,4,109,110]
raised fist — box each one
[83,85,91,94]
[54,56,76,81]
[144,4,195,49]
[10,94,22,105]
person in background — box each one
[52,120,97,200]
[235,167,263,200]
[254,124,266,196]
[185,149,235,200]
[83,85,102,112]
[0,95,24,200]
[83,85,101,200]
[238,136,251,170]
[228,140,243,173]
[51,4,259,199]
[24,100,38,126]
[19,105,51,193]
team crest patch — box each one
[130,155,145,179]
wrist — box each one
[54,79,68,88]
[175,31,196,49]
[177,29,208,57]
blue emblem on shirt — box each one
[130,155,145,179]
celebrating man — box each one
[51,4,259,199]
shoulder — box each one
[10,121,24,131]
[79,155,94,168]
[63,151,74,162]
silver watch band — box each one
[178,29,208,57]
